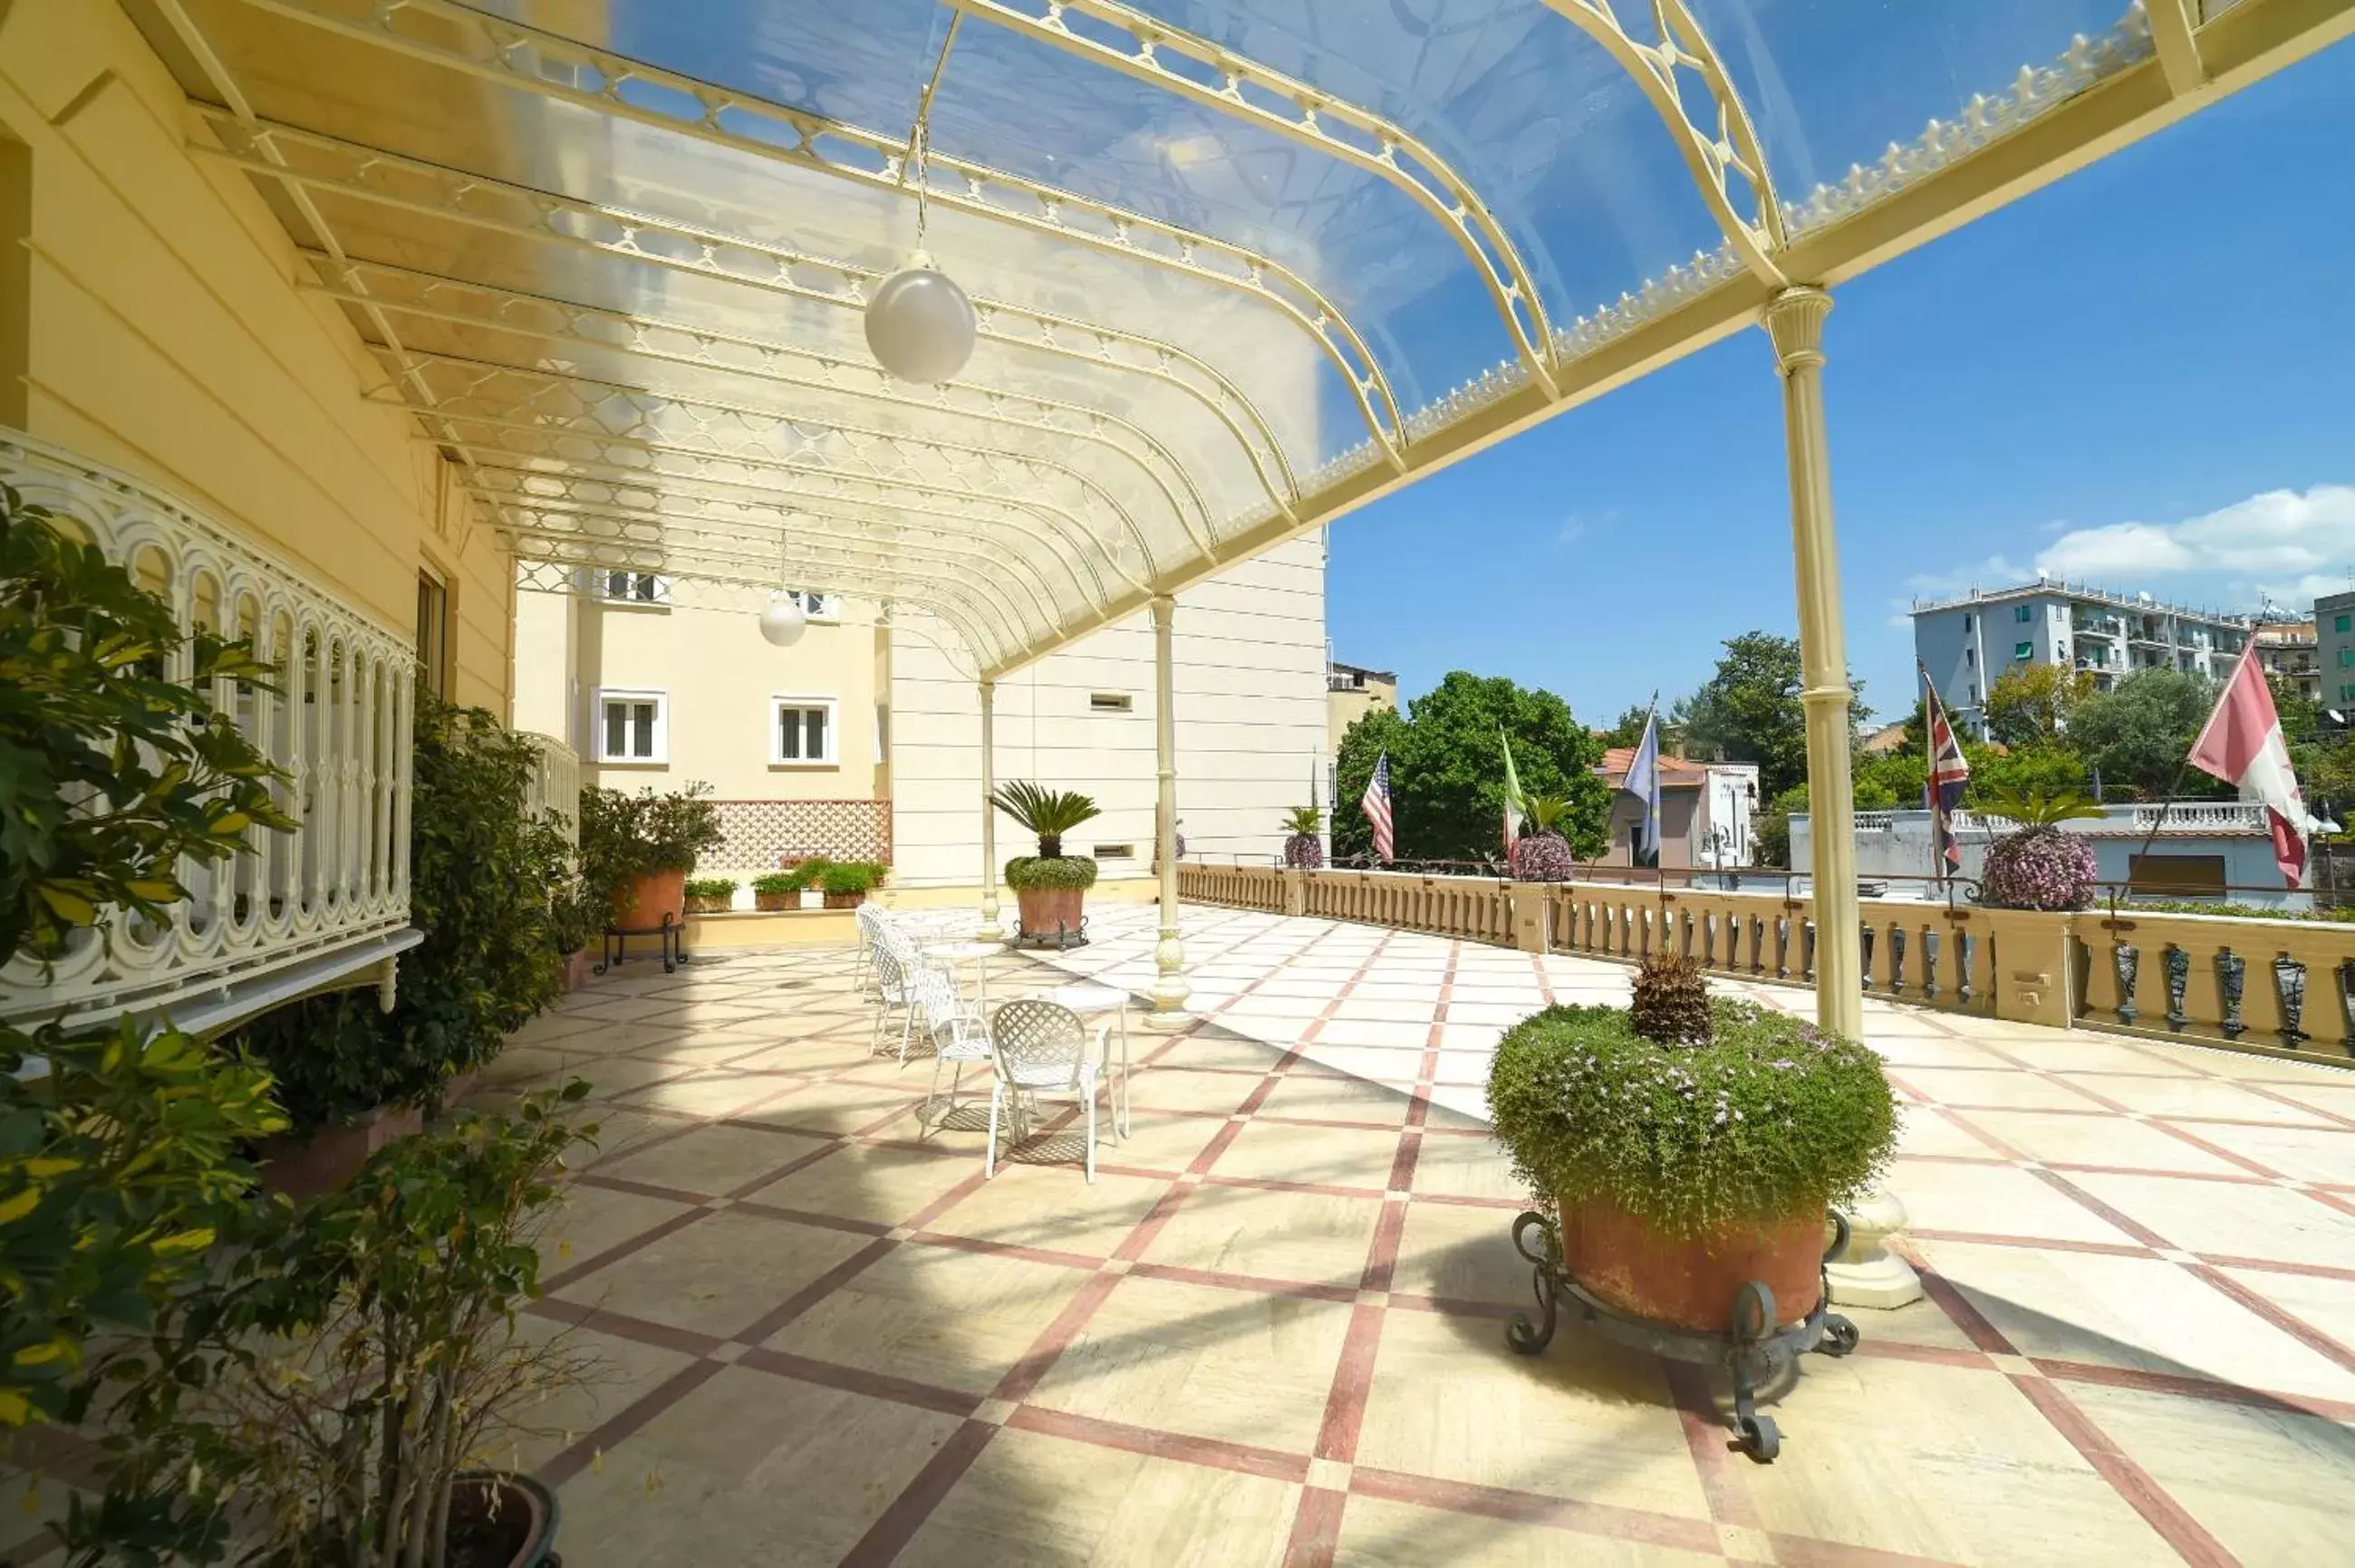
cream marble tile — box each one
[1353,1308,1707,1522]
[554,1367,963,1566]
[1124,1066,1265,1117]
[595,1121,831,1198]
[1957,1109,2253,1176]
[767,1244,1091,1395]
[1211,1119,1404,1191]
[2173,1120,2355,1185]
[1254,1071,1415,1126]
[540,1181,698,1274]
[2067,1169,2355,1263]
[1332,1495,1723,1567]
[2054,1073,2343,1126]
[554,1208,873,1339]
[895,1426,1299,1568]
[1919,1238,2355,1401]
[1141,1184,1385,1290]
[613,1068,811,1121]
[1892,1067,2106,1112]
[1408,1132,1522,1203]
[926,1167,1173,1260]
[1887,1159,2139,1246]
[738,1073,926,1137]
[1390,1200,1532,1307]
[1029,1273,1351,1451]
[746,1139,978,1225]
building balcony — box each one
[0,434,420,1036]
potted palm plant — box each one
[1281,805,1324,869]
[1975,783,2103,911]
[991,782,1101,942]
[1512,794,1578,881]
[1489,953,1897,1333]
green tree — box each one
[2066,669,2226,800]
[1677,631,1867,800]
[1334,673,1609,863]
[1983,664,2095,749]
[1599,705,1654,748]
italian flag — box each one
[2189,644,2321,887]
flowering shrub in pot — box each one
[1487,956,1897,1331]
[1975,784,2101,912]
[1510,794,1578,882]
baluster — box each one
[1858,923,1875,989]
[1922,929,1941,1001]
[2273,957,2308,1049]
[2339,961,2355,1054]
[1956,931,1977,1005]
[1773,916,1790,979]
[1751,915,1767,976]
[2215,949,2246,1039]
[1701,911,1717,968]
[2111,944,2139,1025]
[1889,926,1907,996]
[2164,947,2190,1030]
[1801,919,1817,984]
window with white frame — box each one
[597,570,669,605]
[595,688,667,763]
[785,590,840,620]
[770,696,837,765]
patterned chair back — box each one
[987,999,1087,1086]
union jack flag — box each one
[1923,668,1971,875]
[1361,750,1395,865]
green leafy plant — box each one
[988,781,1100,859]
[0,1020,285,1433]
[684,877,737,900]
[576,783,725,918]
[1487,999,1897,1238]
[1004,855,1100,891]
[1975,782,2105,829]
[65,1083,601,1567]
[233,695,571,1130]
[750,870,805,897]
[1281,804,1323,870]
[0,495,294,1438]
[816,860,886,897]
[0,483,297,963]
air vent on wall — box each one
[1092,844,1135,861]
[1089,692,1133,711]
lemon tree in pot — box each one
[577,782,724,929]
[991,782,1100,943]
[1488,953,1897,1337]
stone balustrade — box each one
[1178,862,2354,1061]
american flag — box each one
[1923,668,1971,875]
[1361,750,1395,864]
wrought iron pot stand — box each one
[1505,1209,1858,1463]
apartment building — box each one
[2321,591,2355,711]
[1327,660,1398,757]
[2254,618,2321,704]
[1913,580,2253,736]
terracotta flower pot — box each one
[683,892,732,915]
[449,1471,560,1567]
[259,1102,425,1200]
[754,890,797,911]
[612,868,686,928]
[1558,1193,1825,1332]
[1013,885,1084,938]
[822,888,867,909]
[558,948,594,993]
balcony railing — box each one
[0,432,420,1035]
[521,732,580,844]
[1177,864,2355,1060]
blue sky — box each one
[1326,37,2355,729]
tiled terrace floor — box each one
[493,903,2355,1567]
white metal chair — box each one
[852,902,891,996]
[910,964,993,1130]
[985,999,1108,1183]
[865,929,922,1059]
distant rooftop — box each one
[1908,578,2258,626]
[1327,660,1395,683]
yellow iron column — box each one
[979,678,1001,938]
[1147,593,1191,1027]
[1763,287,1863,1041]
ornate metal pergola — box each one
[131,0,2353,1027]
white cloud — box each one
[1902,556,2030,600]
[2033,486,2355,596]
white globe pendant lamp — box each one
[864,103,973,385]
[758,593,807,648]
[864,252,975,384]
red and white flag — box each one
[2188,645,2321,887]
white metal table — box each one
[923,940,1003,1007]
[1039,982,1130,1138]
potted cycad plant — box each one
[1512,794,1577,881]
[1281,805,1324,869]
[1488,952,1897,1332]
[992,782,1101,942]
[1975,783,2102,911]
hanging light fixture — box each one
[864,22,974,385]
[758,592,807,648]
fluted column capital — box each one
[1762,285,1832,375]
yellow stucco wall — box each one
[0,0,511,710]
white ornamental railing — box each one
[521,732,580,844]
[0,432,417,1034]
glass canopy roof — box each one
[133,0,2343,677]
